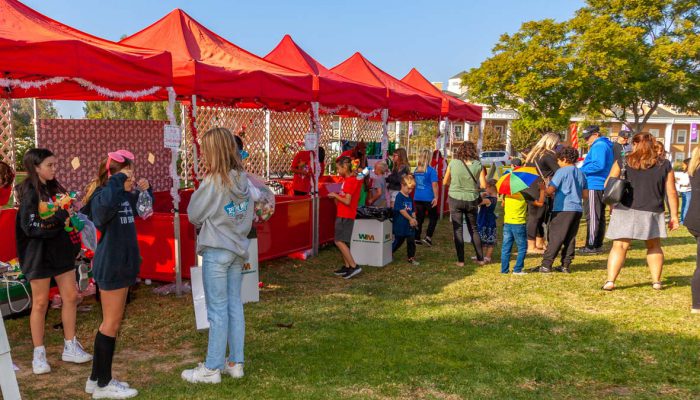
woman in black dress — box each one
[524,133,560,253]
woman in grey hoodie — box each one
[182,128,256,384]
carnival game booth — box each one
[0,0,177,297]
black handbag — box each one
[602,159,630,205]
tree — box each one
[571,0,700,132]
[462,19,576,135]
[12,99,59,170]
[479,123,506,151]
[509,118,548,154]
[83,101,179,121]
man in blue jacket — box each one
[579,125,613,254]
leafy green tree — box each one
[12,99,59,170]
[571,0,700,131]
[83,101,179,122]
[463,19,576,135]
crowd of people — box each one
[3,124,700,399]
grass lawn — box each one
[5,213,700,399]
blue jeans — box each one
[681,192,691,223]
[501,223,527,273]
[202,247,245,370]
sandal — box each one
[652,282,663,291]
[601,281,615,291]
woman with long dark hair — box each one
[443,141,487,266]
[387,148,410,207]
[602,133,679,291]
[15,148,92,375]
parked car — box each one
[480,150,511,165]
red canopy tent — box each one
[264,35,386,117]
[0,0,173,100]
[120,9,313,108]
[401,68,482,122]
[331,53,442,121]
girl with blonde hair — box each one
[525,132,561,253]
[413,149,440,246]
[182,127,257,384]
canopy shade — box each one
[401,68,482,122]
[331,53,442,121]
[264,35,386,117]
[120,9,313,108]
[0,0,173,100]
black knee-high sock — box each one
[93,331,116,387]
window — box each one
[649,128,660,138]
[454,125,464,141]
[676,129,687,144]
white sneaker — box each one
[92,379,138,399]
[181,363,222,384]
[86,378,130,394]
[32,346,51,375]
[62,337,93,363]
[223,362,244,378]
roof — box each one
[120,9,313,108]
[331,52,442,120]
[0,0,173,100]
[449,70,468,80]
[263,35,386,115]
[401,68,481,122]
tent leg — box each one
[265,110,271,179]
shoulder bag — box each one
[602,158,630,206]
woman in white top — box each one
[676,158,692,224]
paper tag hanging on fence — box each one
[71,157,80,170]
[163,124,182,149]
[148,152,155,165]
[304,132,318,151]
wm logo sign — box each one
[358,233,375,241]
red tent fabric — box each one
[331,53,442,121]
[120,9,313,108]
[0,0,173,100]
[401,68,482,122]
[264,35,386,116]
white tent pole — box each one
[32,98,39,147]
[439,117,449,220]
[265,110,271,179]
[311,102,321,257]
[165,88,183,297]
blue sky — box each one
[23,0,584,117]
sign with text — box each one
[163,125,182,149]
[691,123,698,141]
[304,132,318,151]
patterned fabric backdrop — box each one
[38,119,172,193]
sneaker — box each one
[407,258,420,266]
[181,363,221,384]
[342,267,362,280]
[78,263,90,292]
[554,266,571,274]
[62,337,93,364]
[333,266,349,276]
[578,247,603,255]
[424,237,433,247]
[86,378,130,395]
[223,362,244,379]
[538,266,553,273]
[32,346,51,375]
[415,239,424,245]
[513,271,528,276]
[92,379,138,399]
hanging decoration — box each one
[0,77,164,100]
[319,104,383,120]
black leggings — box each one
[527,199,551,240]
[693,235,700,310]
[415,200,438,239]
[448,197,483,262]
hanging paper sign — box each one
[304,132,318,151]
[439,120,447,134]
[408,121,414,137]
[71,157,80,170]
[163,125,182,149]
[691,123,698,141]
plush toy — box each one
[38,192,83,233]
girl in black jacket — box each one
[82,150,150,398]
[15,148,92,375]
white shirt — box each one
[675,171,691,193]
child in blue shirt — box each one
[392,175,419,265]
[537,146,588,273]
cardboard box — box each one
[350,219,392,267]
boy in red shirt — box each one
[328,156,363,279]
[290,150,313,196]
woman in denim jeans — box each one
[182,128,257,384]
[443,142,487,266]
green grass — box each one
[5,213,700,399]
